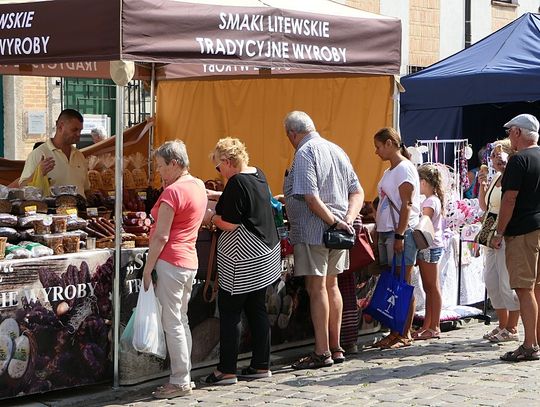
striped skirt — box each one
[217,225,281,295]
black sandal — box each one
[500,345,540,362]
[291,352,333,370]
[331,346,346,364]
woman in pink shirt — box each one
[142,140,207,399]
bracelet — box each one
[394,233,405,240]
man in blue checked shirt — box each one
[283,111,363,370]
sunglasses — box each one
[215,159,225,173]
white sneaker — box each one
[489,328,520,343]
[483,326,502,340]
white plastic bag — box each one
[132,283,167,359]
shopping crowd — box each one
[142,111,540,399]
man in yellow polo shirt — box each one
[20,109,90,198]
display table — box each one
[0,249,114,400]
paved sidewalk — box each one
[6,319,540,407]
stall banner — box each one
[0,250,113,400]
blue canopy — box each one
[400,12,540,145]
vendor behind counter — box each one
[19,109,90,198]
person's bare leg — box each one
[326,275,343,355]
[506,310,520,334]
[515,287,538,348]
[418,260,442,332]
[495,309,509,330]
[305,275,330,355]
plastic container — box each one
[51,185,78,197]
[42,234,64,255]
[62,234,80,253]
[33,218,51,235]
[51,215,68,234]
[86,237,96,250]
[0,237,7,260]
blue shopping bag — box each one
[365,253,414,336]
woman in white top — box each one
[372,127,421,349]
[478,139,520,343]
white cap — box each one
[504,114,539,132]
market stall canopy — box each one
[400,12,540,144]
[0,0,401,76]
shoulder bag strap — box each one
[485,173,501,211]
[203,231,219,303]
[383,190,400,230]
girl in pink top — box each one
[142,140,207,399]
[413,164,445,341]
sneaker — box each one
[483,327,502,340]
[489,329,520,343]
[237,366,272,379]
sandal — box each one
[330,346,346,364]
[201,371,238,385]
[483,326,503,340]
[291,352,333,370]
[372,332,397,348]
[412,329,440,341]
[152,383,192,399]
[500,345,540,362]
[381,336,412,349]
[238,366,272,379]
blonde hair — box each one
[491,138,514,157]
[212,137,249,168]
[417,164,445,214]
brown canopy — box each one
[0,0,401,77]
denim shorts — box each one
[417,247,443,264]
[378,229,418,267]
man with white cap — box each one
[492,113,540,362]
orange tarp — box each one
[154,75,393,199]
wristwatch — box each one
[394,233,405,240]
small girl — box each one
[413,164,445,340]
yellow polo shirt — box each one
[20,139,89,197]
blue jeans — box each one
[378,229,418,267]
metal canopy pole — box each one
[112,84,125,389]
[148,63,155,183]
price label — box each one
[108,191,115,199]
[66,208,78,219]
[87,207,98,217]
[137,191,147,200]
[24,205,37,216]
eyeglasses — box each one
[505,128,511,135]
[215,160,225,173]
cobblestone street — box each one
[9,319,540,407]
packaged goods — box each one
[51,215,68,234]
[0,213,18,227]
[62,234,80,253]
[18,214,51,229]
[100,154,115,191]
[8,189,25,201]
[33,216,53,235]
[123,156,136,190]
[0,185,9,200]
[5,244,32,259]
[0,227,20,243]
[66,217,88,231]
[87,156,104,190]
[130,152,148,189]
[50,185,78,196]
[20,241,54,258]
[23,186,43,200]
[42,234,64,255]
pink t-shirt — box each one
[150,176,207,270]
[421,195,443,248]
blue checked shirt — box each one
[283,132,361,245]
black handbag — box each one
[323,224,355,249]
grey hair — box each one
[154,140,190,168]
[91,126,108,139]
[520,128,539,143]
[284,111,316,134]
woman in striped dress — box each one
[202,137,281,385]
